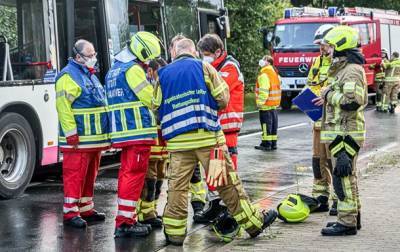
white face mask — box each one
[84,56,97,68]
[203,56,215,64]
[259,59,267,67]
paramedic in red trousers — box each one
[105,32,161,238]
[56,39,110,228]
[194,33,245,223]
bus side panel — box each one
[0,85,59,166]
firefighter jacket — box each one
[307,55,331,96]
[321,57,368,144]
[153,54,229,151]
[372,59,388,82]
[255,65,281,110]
[383,58,400,85]
[212,52,244,133]
[105,48,157,148]
[56,59,110,151]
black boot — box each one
[326,213,361,230]
[114,223,150,238]
[81,211,106,223]
[271,141,277,150]
[249,209,278,238]
[321,222,357,236]
[136,221,152,232]
[140,217,163,228]
[193,199,226,224]
[389,104,396,114]
[255,141,271,151]
[314,196,329,212]
[329,201,338,216]
[164,229,185,246]
[64,216,87,228]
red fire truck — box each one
[263,6,400,109]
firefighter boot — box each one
[329,201,338,216]
[249,209,278,238]
[271,140,277,150]
[114,223,150,238]
[81,211,106,223]
[326,212,361,230]
[193,198,227,224]
[314,196,329,212]
[64,216,87,229]
[254,141,271,151]
[389,104,396,114]
[321,222,357,236]
[191,201,205,220]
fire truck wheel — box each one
[0,112,36,199]
[281,96,292,110]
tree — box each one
[225,0,291,86]
[0,5,17,48]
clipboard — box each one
[292,88,323,122]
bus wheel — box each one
[0,113,36,199]
[280,96,292,110]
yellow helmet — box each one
[277,194,310,223]
[322,25,359,52]
[130,31,161,62]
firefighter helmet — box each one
[382,48,388,54]
[129,31,161,62]
[212,210,241,242]
[277,194,310,223]
[313,24,335,44]
[322,25,359,52]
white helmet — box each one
[313,24,335,44]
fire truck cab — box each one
[263,6,400,109]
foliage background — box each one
[0,5,17,48]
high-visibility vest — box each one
[307,55,331,96]
[158,56,220,140]
[255,65,281,107]
[105,60,157,147]
[214,54,244,133]
[56,60,109,149]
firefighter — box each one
[382,51,400,113]
[105,31,160,238]
[313,26,367,236]
[306,24,336,213]
[169,34,207,218]
[136,58,168,228]
[254,55,281,151]
[56,39,110,228]
[153,38,277,246]
[374,48,389,111]
[194,33,245,224]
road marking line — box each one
[358,142,399,161]
[239,122,309,139]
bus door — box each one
[56,0,109,80]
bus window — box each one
[351,23,370,46]
[0,0,48,81]
[105,0,129,61]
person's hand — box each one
[66,134,79,149]
[312,97,324,106]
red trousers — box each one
[115,145,151,227]
[62,151,101,220]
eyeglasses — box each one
[80,52,97,59]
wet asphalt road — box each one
[1,107,399,252]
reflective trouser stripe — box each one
[117,210,134,218]
[64,206,79,213]
[79,202,94,213]
[164,227,186,236]
[163,217,187,226]
[190,181,206,203]
[80,197,93,203]
[118,198,137,207]
[233,200,262,230]
[64,197,79,204]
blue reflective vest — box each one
[105,60,157,146]
[56,59,109,148]
[158,56,220,140]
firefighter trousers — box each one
[137,159,166,221]
[332,155,361,227]
[375,81,384,108]
[163,146,264,242]
[115,145,151,227]
[311,126,333,199]
[259,110,278,148]
[62,151,101,220]
[382,82,400,110]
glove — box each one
[332,174,345,201]
[66,134,79,147]
[334,151,352,177]
[206,146,228,188]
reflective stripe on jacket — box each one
[105,52,157,147]
[55,59,109,150]
[212,53,244,133]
